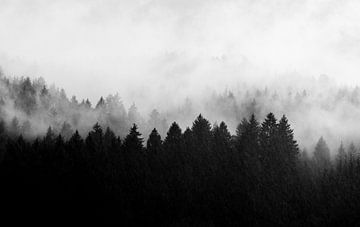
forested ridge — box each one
[0,110,360,225]
[2,74,360,225]
[3,74,360,150]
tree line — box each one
[4,74,360,150]
[0,112,359,225]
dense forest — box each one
[1,109,360,225]
[2,74,360,225]
[2,73,360,150]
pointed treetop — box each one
[71,95,78,104]
[213,121,231,142]
[85,99,92,108]
[151,127,159,134]
[192,114,211,134]
[123,123,144,152]
[183,127,192,137]
[260,112,278,136]
[96,96,105,109]
[126,124,144,144]
[313,136,331,168]
[279,114,288,123]
[264,112,277,123]
[249,114,257,123]
[165,122,182,141]
[147,128,162,154]
[236,117,249,137]
[69,130,83,142]
[130,123,140,133]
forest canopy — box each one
[1,73,360,152]
[1,74,360,225]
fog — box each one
[1,0,360,153]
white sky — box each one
[1,0,360,109]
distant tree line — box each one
[3,74,360,147]
[0,75,169,139]
[1,112,360,225]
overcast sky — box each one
[0,0,360,108]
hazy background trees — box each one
[3,73,360,153]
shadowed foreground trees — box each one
[0,113,360,225]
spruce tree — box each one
[122,124,144,154]
[277,115,299,172]
[96,96,105,109]
[146,128,162,155]
[313,137,331,170]
[163,122,183,153]
[85,123,104,155]
[259,113,278,167]
[68,130,83,151]
[212,122,232,169]
[236,114,260,160]
[191,114,213,158]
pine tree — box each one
[213,122,231,148]
[259,113,278,166]
[67,130,84,164]
[68,130,83,151]
[146,128,163,182]
[313,137,331,170]
[236,114,260,159]
[85,99,92,108]
[236,117,249,139]
[147,128,162,155]
[104,127,120,153]
[162,122,184,166]
[212,121,232,181]
[121,124,145,205]
[191,114,213,157]
[183,127,192,150]
[96,96,106,109]
[85,123,104,154]
[277,115,299,171]
[190,114,214,203]
[122,124,144,154]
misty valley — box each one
[0,74,359,225]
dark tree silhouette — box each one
[146,128,162,155]
[0,112,360,226]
